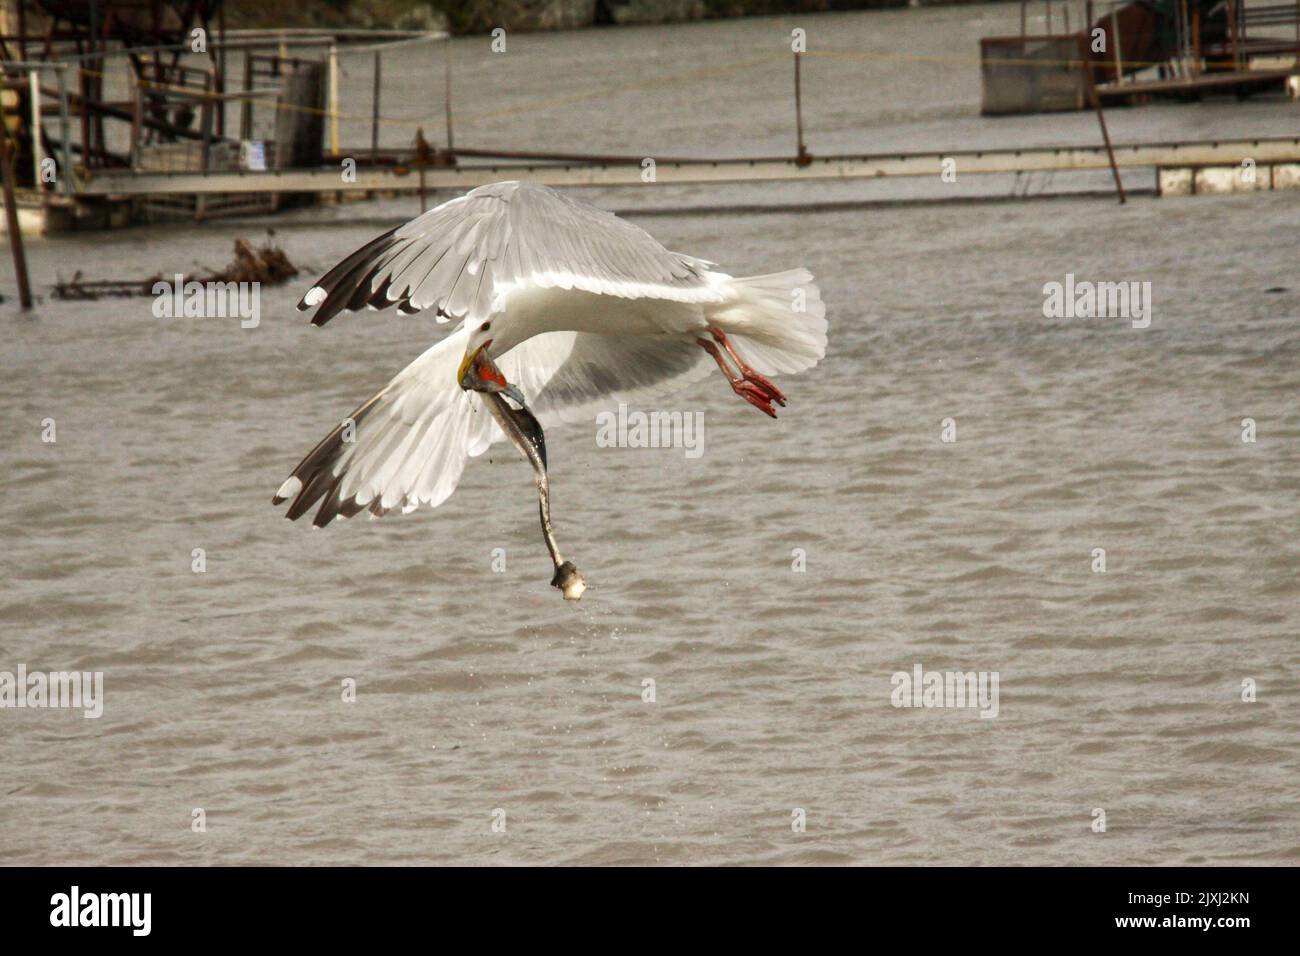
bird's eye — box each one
[480,322,491,332]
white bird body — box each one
[274,181,827,526]
[486,281,709,348]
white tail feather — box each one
[706,269,827,375]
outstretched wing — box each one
[298,181,721,328]
[499,332,713,428]
[273,330,712,527]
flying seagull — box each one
[273,181,827,557]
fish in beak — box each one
[458,341,528,407]
[457,341,493,388]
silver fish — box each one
[479,390,587,601]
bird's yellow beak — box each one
[457,346,479,386]
[458,340,500,390]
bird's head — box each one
[458,319,498,387]
[458,320,527,406]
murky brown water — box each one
[2,5,1298,865]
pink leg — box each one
[697,338,778,418]
[707,326,787,407]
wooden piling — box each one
[0,119,34,308]
[1193,10,1202,77]
[1078,33,1126,204]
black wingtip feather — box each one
[300,227,401,326]
[277,394,385,526]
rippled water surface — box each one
[2,5,1298,865]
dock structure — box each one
[1,0,448,232]
[982,0,1300,114]
[3,1,1300,243]
[64,135,1300,197]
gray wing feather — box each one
[297,181,721,326]
[274,326,713,526]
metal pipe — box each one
[241,52,253,140]
[78,66,91,175]
[16,0,26,62]
[130,65,142,171]
[371,49,381,162]
[327,43,339,156]
[1111,9,1123,82]
[61,89,224,142]
[443,36,454,152]
[450,146,687,163]
[56,66,73,195]
[217,4,227,139]
[794,51,809,165]
[29,69,43,189]
[1226,0,1241,70]
[196,66,215,221]
[1179,0,1191,77]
